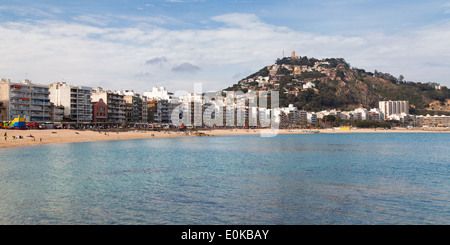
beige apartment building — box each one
[0,79,52,122]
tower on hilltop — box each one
[291,50,300,59]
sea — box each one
[0,133,449,225]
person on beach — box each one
[4,132,7,141]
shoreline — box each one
[1,127,448,149]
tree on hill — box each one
[244,67,269,80]
[276,56,318,67]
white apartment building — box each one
[352,108,369,121]
[307,112,317,124]
[368,108,383,121]
[143,86,174,101]
[379,100,409,119]
[49,82,93,122]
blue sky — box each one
[1,0,450,93]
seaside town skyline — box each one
[1,77,449,129]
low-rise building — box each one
[368,108,383,121]
[352,108,369,121]
[92,98,108,123]
[416,115,450,127]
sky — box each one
[1,0,450,94]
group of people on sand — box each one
[3,132,41,142]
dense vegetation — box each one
[351,120,392,129]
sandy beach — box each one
[0,127,448,149]
[0,129,191,149]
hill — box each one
[223,54,450,115]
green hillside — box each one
[224,56,450,115]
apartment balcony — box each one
[10,105,29,110]
[78,116,93,121]
[30,117,51,122]
[32,90,50,95]
[30,106,43,111]
[10,88,30,93]
[31,112,50,117]
[10,92,30,98]
[30,95,45,100]
[54,109,64,115]
[10,100,30,105]
[10,109,30,115]
[30,102,50,108]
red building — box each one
[92,98,108,123]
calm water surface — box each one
[0,133,449,224]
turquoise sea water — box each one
[0,133,449,224]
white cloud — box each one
[1,13,449,95]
